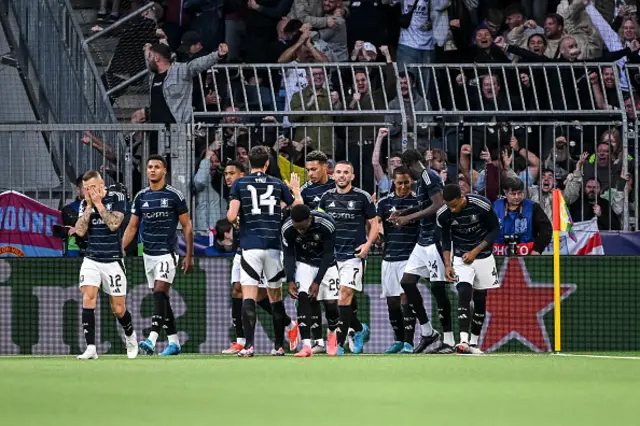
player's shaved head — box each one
[443,184,462,202]
[291,204,312,234]
[291,204,311,223]
[82,170,102,182]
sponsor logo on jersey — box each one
[328,201,336,208]
[142,202,150,208]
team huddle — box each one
[75,129,502,359]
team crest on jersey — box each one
[347,201,356,210]
[313,234,321,241]
[470,214,478,222]
[161,198,169,207]
[105,203,112,211]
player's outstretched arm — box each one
[179,213,194,274]
[437,209,455,282]
[463,206,501,264]
[313,234,335,286]
[121,215,139,251]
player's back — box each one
[132,185,188,256]
[377,193,419,262]
[231,172,293,251]
[82,191,126,261]
[416,168,444,246]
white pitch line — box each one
[553,353,640,360]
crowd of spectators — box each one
[90,0,640,233]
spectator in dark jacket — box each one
[570,177,621,231]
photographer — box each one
[493,178,551,257]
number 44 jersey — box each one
[229,171,295,251]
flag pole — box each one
[552,190,561,352]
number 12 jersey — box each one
[229,171,294,251]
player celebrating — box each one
[282,204,341,357]
[300,150,336,353]
[376,166,420,354]
[301,151,336,209]
[122,154,194,356]
[227,146,303,357]
[318,161,378,355]
[75,170,137,360]
[222,161,299,355]
[437,184,501,355]
[390,148,454,354]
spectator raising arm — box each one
[248,0,295,20]
[184,43,229,79]
[372,128,388,188]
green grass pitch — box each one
[1,354,638,426]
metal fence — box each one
[1,0,116,124]
[0,124,170,210]
[183,62,633,233]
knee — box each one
[82,294,97,309]
[111,303,126,319]
[339,287,354,305]
[456,282,473,304]
[472,289,487,310]
[400,274,418,291]
[400,293,408,305]
[231,283,242,298]
[386,296,401,311]
[266,287,282,303]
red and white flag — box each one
[566,218,605,255]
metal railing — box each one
[1,0,116,124]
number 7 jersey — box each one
[229,171,295,250]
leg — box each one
[111,295,138,358]
[470,290,487,348]
[430,281,454,347]
[456,282,473,345]
[78,285,99,359]
[148,281,170,347]
[350,297,363,332]
[401,293,416,346]
[266,286,287,353]
[310,298,324,345]
[241,284,258,353]
[384,296,405,353]
[231,282,245,343]
[400,273,440,353]
[296,291,313,349]
[337,285,355,347]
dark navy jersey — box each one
[416,168,444,247]
[132,185,188,256]
[301,178,336,210]
[80,191,127,261]
[318,187,376,261]
[229,172,294,250]
[436,194,500,259]
[282,211,336,267]
[376,192,419,262]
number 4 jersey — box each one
[229,171,295,250]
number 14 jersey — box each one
[229,171,294,250]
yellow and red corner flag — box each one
[552,189,576,242]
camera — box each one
[503,234,520,257]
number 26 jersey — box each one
[229,171,294,251]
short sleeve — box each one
[131,193,141,216]
[113,197,126,214]
[376,199,385,219]
[281,180,295,206]
[229,180,241,201]
[363,194,377,220]
[424,170,443,199]
[174,191,189,216]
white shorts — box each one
[453,255,500,290]
[295,262,340,301]
[143,253,179,288]
[79,258,127,296]
[232,254,266,288]
[404,244,446,281]
[240,249,283,288]
[381,260,407,298]
[337,258,364,292]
